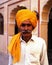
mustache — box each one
[21,30,31,34]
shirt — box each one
[8,35,49,65]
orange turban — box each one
[16,9,37,28]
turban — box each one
[16,9,37,28]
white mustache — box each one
[22,30,31,33]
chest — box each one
[21,41,43,57]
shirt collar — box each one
[20,34,36,42]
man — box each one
[8,9,49,65]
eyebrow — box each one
[21,23,32,27]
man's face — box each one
[19,19,33,37]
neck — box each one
[22,34,32,43]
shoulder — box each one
[32,35,46,45]
[11,33,20,40]
[38,37,45,43]
[33,35,45,41]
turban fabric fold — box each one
[8,33,21,63]
[16,9,37,28]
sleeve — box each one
[8,53,13,65]
[40,40,49,65]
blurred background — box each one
[0,0,52,65]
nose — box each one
[24,25,28,30]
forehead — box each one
[21,19,32,24]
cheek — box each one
[19,27,24,31]
[29,27,33,30]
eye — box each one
[27,24,32,26]
[21,24,26,27]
